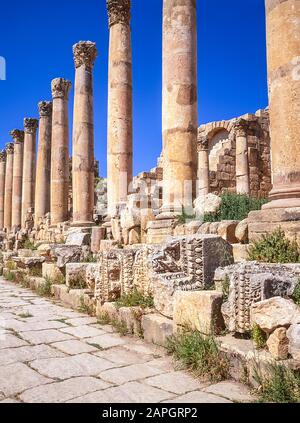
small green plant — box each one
[29,267,43,277]
[83,253,98,263]
[5,271,16,282]
[111,318,128,336]
[18,312,33,319]
[254,362,300,403]
[6,260,16,271]
[222,276,230,302]
[177,206,196,225]
[248,228,300,263]
[251,324,267,349]
[23,239,38,251]
[20,275,30,288]
[97,312,111,326]
[292,280,300,306]
[68,276,86,290]
[116,289,154,309]
[204,193,267,223]
[166,330,230,382]
[87,342,103,350]
[78,296,94,316]
[36,279,52,297]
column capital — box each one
[0,150,6,162]
[107,0,131,27]
[73,41,98,69]
[51,78,72,100]
[38,101,53,117]
[10,129,24,144]
[24,118,39,134]
[197,134,209,151]
[234,118,249,137]
[5,143,14,155]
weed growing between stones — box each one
[5,270,16,282]
[166,330,230,382]
[97,312,111,326]
[23,239,37,251]
[6,260,16,271]
[204,193,267,222]
[251,324,267,349]
[29,267,43,277]
[254,362,300,403]
[292,280,300,306]
[68,276,86,290]
[36,278,52,297]
[82,253,98,263]
[78,296,94,316]
[116,289,154,309]
[18,312,33,319]
[248,228,300,263]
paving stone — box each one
[0,344,65,366]
[30,353,116,379]
[99,364,163,385]
[60,325,106,339]
[20,377,111,403]
[51,340,98,355]
[122,340,167,357]
[94,346,152,366]
[90,323,114,333]
[0,334,28,350]
[145,371,204,394]
[146,357,176,373]
[0,362,52,396]
[203,381,253,403]
[0,398,21,403]
[19,329,74,345]
[163,391,232,403]
[67,381,174,403]
[86,334,127,349]
[65,317,97,326]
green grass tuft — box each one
[251,324,267,349]
[116,289,154,309]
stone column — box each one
[4,143,14,231]
[72,41,98,225]
[161,0,198,215]
[10,129,24,230]
[235,119,250,195]
[106,0,133,217]
[0,151,6,230]
[35,101,52,226]
[51,78,71,225]
[22,118,38,228]
[264,0,300,209]
[197,135,210,198]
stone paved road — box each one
[0,279,253,403]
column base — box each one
[248,207,300,243]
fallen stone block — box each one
[65,263,89,289]
[42,263,65,282]
[173,291,224,335]
[232,244,249,262]
[266,327,289,360]
[235,219,249,243]
[251,297,300,333]
[96,301,119,322]
[65,230,91,247]
[287,324,300,360]
[118,306,144,336]
[142,313,174,346]
[217,220,239,243]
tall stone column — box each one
[51,78,71,225]
[235,119,250,195]
[161,0,198,215]
[264,0,300,209]
[35,101,52,226]
[197,135,210,198]
[22,118,38,228]
[0,151,6,230]
[106,0,133,217]
[72,41,97,225]
[4,143,14,231]
[10,130,24,230]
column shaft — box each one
[162,0,198,214]
[51,78,71,225]
[72,41,97,225]
[11,130,24,229]
[35,101,52,226]
[4,144,14,231]
[235,119,250,195]
[264,0,300,208]
[0,151,6,230]
[22,119,38,228]
[107,0,133,216]
[197,136,209,198]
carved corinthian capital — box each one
[234,118,249,137]
[51,78,72,100]
[197,134,209,151]
[73,41,98,69]
[6,142,14,154]
[0,150,6,162]
[24,118,39,134]
[10,129,25,144]
[107,0,131,27]
[38,101,53,117]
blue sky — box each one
[0,0,268,176]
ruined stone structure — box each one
[35,101,52,227]
[10,130,24,230]
[72,41,97,226]
[106,0,133,217]
[22,118,38,228]
[198,110,271,199]
[50,78,71,226]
